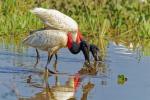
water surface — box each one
[0,38,150,100]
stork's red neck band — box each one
[67,30,83,48]
[76,30,83,44]
[67,32,73,49]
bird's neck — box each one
[67,31,81,54]
[76,30,83,44]
[67,29,83,47]
[67,32,73,49]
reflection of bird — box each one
[19,75,81,100]
[19,62,99,100]
[81,82,94,100]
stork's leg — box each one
[45,47,60,74]
[55,54,58,61]
[45,54,53,68]
[53,53,58,71]
[45,52,56,74]
[34,48,40,67]
[53,58,58,72]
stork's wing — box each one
[23,30,68,50]
[30,8,78,32]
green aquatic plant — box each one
[117,74,128,85]
[0,0,149,38]
[0,0,43,35]
[0,0,150,58]
[0,0,149,56]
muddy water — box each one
[0,38,150,100]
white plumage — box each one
[23,8,87,69]
[30,8,78,32]
[23,30,68,54]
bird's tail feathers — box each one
[22,35,35,45]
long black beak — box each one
[80,40,90,64]
[90,44,101,61]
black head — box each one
[90,44,101,61]
[68,40,90,64]
[69,41,81,54]
[80,40,90,64]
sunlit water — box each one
[0,39,150,100]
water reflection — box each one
[20,75,77,100]
[81,82,94,100]
[1,37,149,100]
[78,61,107,76]
[18,61,105,100]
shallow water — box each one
[0,39,150,100]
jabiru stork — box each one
[23,29,90,73]
[23,8,100,71]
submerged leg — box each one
[45,47,60,74]
[55,53,58,61]
[34,48,40,67]
[53,58,58,72]
[45,52,56,74]
[45,53,53,68]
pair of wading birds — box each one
[23,8,100,73]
